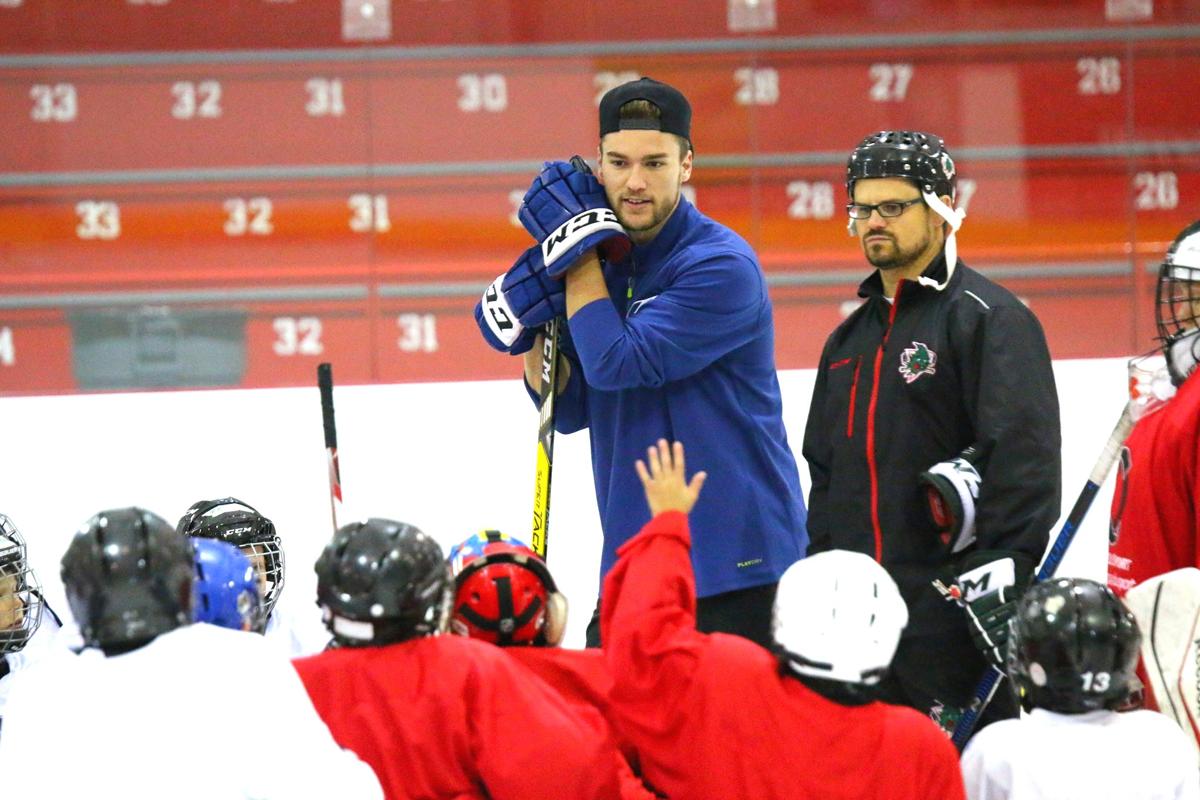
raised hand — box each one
[635,439,707,517]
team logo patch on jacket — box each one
[899,341,937,383]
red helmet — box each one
[448,531,566,646]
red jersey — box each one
[602,511,965,800]
[1109,369,1200,595]
[506,647,656,800]
[505,648,621,749]
[293,635,619,800]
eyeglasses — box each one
[846,198,924,220]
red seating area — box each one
[0,2,1197,394]
[2,1,1197,52]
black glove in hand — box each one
[955,552,1031,669]
[919,444,985,554]
[962,583,1020,668]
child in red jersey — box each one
[293,518,619,800]
[603,439,965,800]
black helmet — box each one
[315,518,452,647]
[846,130,957,202]
[0,514,44,656]
[1007,578,1141,714]
[177,498,284,620]
[1155,219,1200,386]
[61,507,194,650]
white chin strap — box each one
[916,190,966,292]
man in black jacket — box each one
[802,130,1062,736]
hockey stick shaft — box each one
[530,319,560,560]
[951,402,1136,749]
[317,362,343,533]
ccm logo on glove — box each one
[541,208,623,269]
[480,276,520,347]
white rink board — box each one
[0,357,1128,648]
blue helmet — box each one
[191,538,264,634]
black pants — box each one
[585,581,778,650]
[874,666,1019,741]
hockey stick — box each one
[528,154,600,558]
[530,318,560,560]
[317,363,343,533]
[950,401,1136,749]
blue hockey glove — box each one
[518,156,631,276]
[475,245,565,354]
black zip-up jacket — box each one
[803,251,1061,702]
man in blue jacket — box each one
[475,77,807,647]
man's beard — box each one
[862,230,931,271]
[616,191,678,233]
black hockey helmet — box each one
[846,130,957,202]
[0,514,44,656]
[177,497,284,621]
[1155,219,1200,386]
[315,518,452,648]
[1007,577,1141,714]
[61,507,194,650]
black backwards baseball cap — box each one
[599,77,692,143]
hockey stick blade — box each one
[951,402,1136,749]
[317,362,343,533]
[530,319,560,560]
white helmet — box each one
[772,550,908,685]
[1156,219,1200,385]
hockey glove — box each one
[954,551,1033,669]
[918,445,985,554]
[475,245,564,354]
[518,156,631,276]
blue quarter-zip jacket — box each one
[534,196,808,597]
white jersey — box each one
[0,600,67,724]
[264,596,330,657]
[0,623,381,799]
[962,707,1200,800]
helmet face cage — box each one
[1155,224,1200,385]
[0,515,43,656]
[237,540,284,623]
[1156,263,1200,340]
[449,532,557,646]
[1007,578,1141,714]
[178,498,285,621]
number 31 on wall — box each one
[0,327,14,367]
[397,314,437,353]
